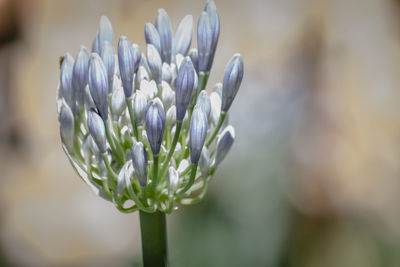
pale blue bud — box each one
[84,86,96,110]
[173,15,193,57]
[132,43,142,73]
[189,107,208,164]
[92,32,100,54]
[147,44,162,84]
[88,53,109,120]
[137,66,150,82]
[88,134,100,155]
[175,57,195,121]
[135,65,149,90]
[210,91,221,125]
[98,16,113,51]
[196,90,211,119]
[175,54,184,70]
[118,36,135,97]
[199,147,210,178]
[167,167,179,197]
[155,8,172,64]
[87,109,107,154]
[161,81,174,110]
[188,48,199,73]
[100,41,115,93]
[140,79,158,100]
[197,12,212,72]
[145,100,165,155]
[221,54,244,111]
[60,53,75,112]
[140,52,151,74]
[111,83,126,120]
[214,125,235,166]
[72,46,89,106]
[117,161,134,197]
[162,63,173,84]
[166,105,176,128]
[131,142,148,187]
[144,22,161,54]
[204,0,220,70]
[213,82,222,96]
[59,101,75,152]
[133,90,147,125]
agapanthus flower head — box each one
[57,1,244,213]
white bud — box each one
[167,167,179,197]
[166,105,176,129]
[161,81,175,110]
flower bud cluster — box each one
[57,1,243,213]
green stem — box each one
[139,210,168,267]
[159,121,182,180]
[206,111,226,147]
[152,154,159,193]
[178,163,198,196]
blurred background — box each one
[1,0,400,266]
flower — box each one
[56,1,243,213]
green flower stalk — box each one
[56,1,243,266]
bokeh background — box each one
[1,0,400,266]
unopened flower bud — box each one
[136,66,150,82]
[204,0,220,71]
[162,63,173,84]
[92,32,100,54]
[100,41,115,93]
[199,147,210,178]
[88,134,100,155]
[87,109,107,154]
[197,12,212,72]
[72,46,89,106]
[144,22,161,54]
[214,125,235,166]
[173,14,193,57]
[59,101,75,152]
[133,90,147,125]
[167,167,179,197]
[111,83,126,120]
[213,82,222,96]
[140,79,158,100]
[88,53,109,120]
[155,8,172,64]
[131,142,148,187]
[145,100,165,155]
[98,16,114,51]
[60,53,75,112]
[117,160,134,196]
[161,81,174,109]
[221,54,243,111]
[84,85,96,109]
[166,105,176,128]
[189,107,208,164]
[188,48,199,73]
[132,43,142,73]
[175,54,185,71]
[118,36,135,97]
[147,44,162,84]
[178,159,189,174]
[210,91,221,125]
[175,57,195,121]
[196,90,211,119]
